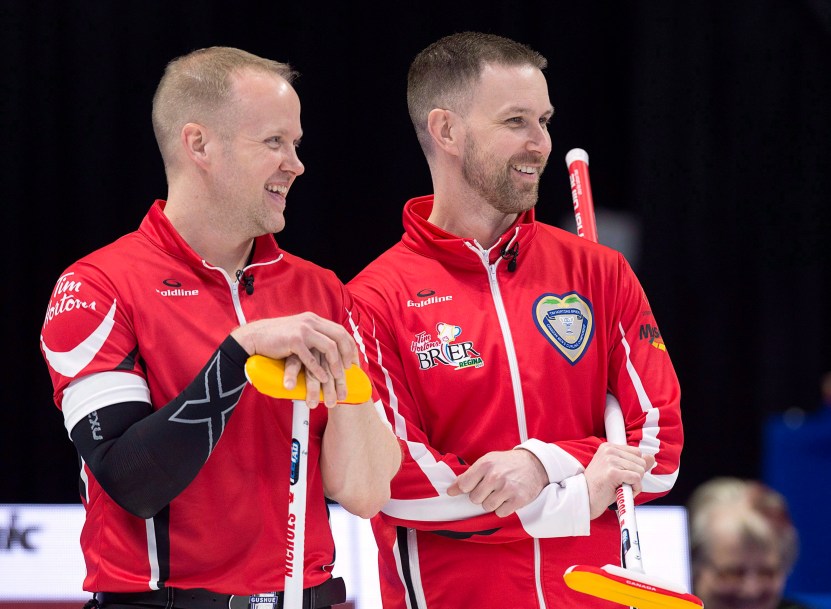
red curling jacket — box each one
[348,196,684,609]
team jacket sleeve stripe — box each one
[382,459,591,538]
[384,492,487,521]
[370,334,409,440]
[348,307,397,432]
[373,346,594,538]
[618,322,679,494]
[62,370,151,437]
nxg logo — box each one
[1,512,40,551]
[88,410,103,440]
[289,439,301,485]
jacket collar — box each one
[401,195,538,269]
[139,200,283,269]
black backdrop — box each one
[3,0,829,506]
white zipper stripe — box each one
[485,260,529,442]
[378,336,407,440]
[465,231,546,609]
[200,256,286,325]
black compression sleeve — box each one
[71,336,251,518]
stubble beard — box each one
[461,136,546,215]
[249,195,286,236]
[217,164,287,238]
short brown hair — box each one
[407,32,547,155]
[152,46,297,170]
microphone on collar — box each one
[235,269,255,295]
[500,242,519,272]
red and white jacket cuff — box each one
[515,438,585,484]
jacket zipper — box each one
[202,261,248,325]
[465,235,547,609]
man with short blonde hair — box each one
[152,47,297,170]
[40,46,400,609]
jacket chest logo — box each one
[410,322,484,371]
[532,292,595,365]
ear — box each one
[426,108,462,157]
[180,122,212,168]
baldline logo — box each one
[407,295,453,308]
[157,277,198,297]
[157,288,199,297]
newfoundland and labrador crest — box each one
[532,292,595,365]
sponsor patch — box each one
[289,439,301,484]
[407,295,452,308]
[41,298,118,378]
[639,323,666,351]
[407,289,452,308]
[43,272,99,327]
[411,323,484,371]
[156,278,199,297]
[532,292,595,365]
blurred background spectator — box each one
[688,477,813,609]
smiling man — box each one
[348,32,684,608]
[39,47,400,608]
[688,478,811,609]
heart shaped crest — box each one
[532,292,595,365]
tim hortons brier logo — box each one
[411,323,484,371]
[532,292,595,365]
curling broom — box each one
[562,148,703,609]
[245,355,371,609]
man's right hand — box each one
[584,442,655,519]
[230,313,359,407]
[446,448,549,517]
